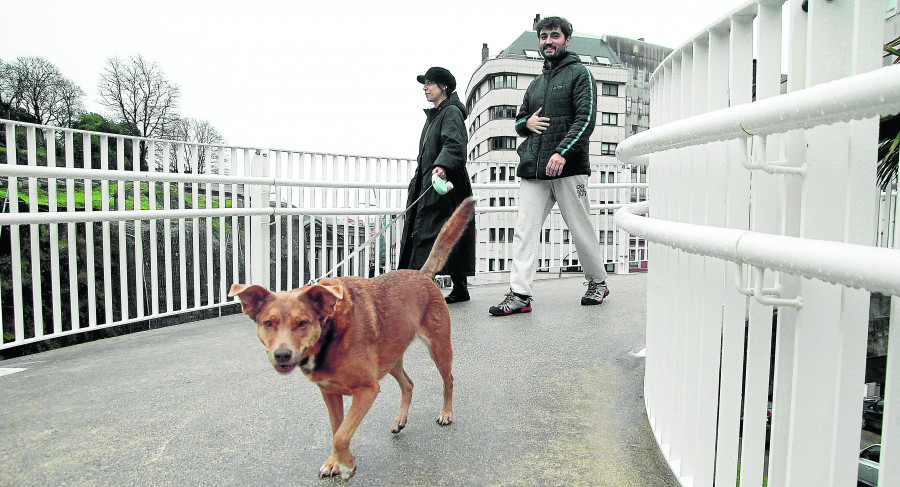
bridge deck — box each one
[1,273,678,486]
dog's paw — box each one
[339,463,357,480]
[391,416,407,434]
[318,457,341,478]
[436,411,453,426]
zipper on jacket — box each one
[536,64,556,179]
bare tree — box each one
[52,78,85,128]
[164,117,226,174]
[0,58,20,119]
[4,56,85,126]
[97,54,180,170]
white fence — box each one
[0,119,644,351]
[615,1,900,486]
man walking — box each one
[489,16,609,316]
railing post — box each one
[769,1,808,484]
[785,1,881,486]
[739,3,782,486]
[249,151,271,288]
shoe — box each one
[445,294,470,304]
[581,279,609,305]
[489,291,532,316]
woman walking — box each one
[398,66,475,303]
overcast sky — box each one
[2,0,753,158]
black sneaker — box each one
[581,279,609,305]
[489,291,532,316]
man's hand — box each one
[546,153,566,177]
[432,166,447,179]
[526,107,550,134]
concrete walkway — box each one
[0,273,678,487]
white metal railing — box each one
[0,119,645,350]
[614,1,900,486]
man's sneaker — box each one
[489,291,532,316]
[581,279,609,305]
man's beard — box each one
[542,44,567,62]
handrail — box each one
[0,165,648,190]
[615,202,900,297]
[1,119,417,161]
[617,64,900,164]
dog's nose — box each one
[273,348,293,363]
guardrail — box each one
[0,119,645,351]
[614,1,899,486]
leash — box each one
[308,173,454,285]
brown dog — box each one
[229,197,473,480]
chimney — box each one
[481,43,489,63]
[532,14,540,30]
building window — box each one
[469,114,483,137]
[498,228,506,242]
[508,228,514,242]
[596,56,611,65]
[509,197,516,206]
[601,142,617,156]
[489,137,517,151]
[489,197,497,206]
[489,228,496,242]
[489,105,517,120]
[492,74,517,89]
[602,83,619,96]
[578,54,593,64]
[602,113,618,126]
[524,50,542,59]
[563,229,570,243]
[499,166,507,181]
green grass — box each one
[1,182,237,211]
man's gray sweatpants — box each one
[510,174,609,297]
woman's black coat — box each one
[397,92,475,275]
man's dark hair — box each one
[535,16,573,39]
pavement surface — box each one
[0,273,680,487]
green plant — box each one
[877,36,900,191]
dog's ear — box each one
[228,284,274,320]
[302,284,344,317]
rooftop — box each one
[498,30,622,65]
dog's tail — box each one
[420,197,476,279]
